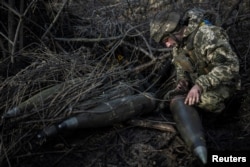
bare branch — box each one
[54,35,124,42]
[11,0,38,60]
[41,0,69,40]
[8,0,15,63]
[128,119,176,133]
[131,53,171,73]
[222,0,243,27]
[0,32,13,45]
[2,1,22,18]
[122,41,155,60]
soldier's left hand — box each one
[184,84,202,105]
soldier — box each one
[150,8,240,113]
[150,8,240,164]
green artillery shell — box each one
[58,93,156,129]
[39,93,156,137]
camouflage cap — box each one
[150,11,181,43]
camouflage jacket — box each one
[172,10,240,92]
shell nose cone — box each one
[194,146,207,164]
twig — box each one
[41,0,69,40]
[130,53,170,73]
[19,0,24,52]
[243,40,250,71]
[221,0,243,27]
[122,41,154,60]
[8,0,15,63]
[94,2,121,11]
[0,32,13,45]
[2,1,22,18]
[2,0,37,62]
[122,22,156,60]
[150,47,172,52]
[52,148,74,167]
[0,144,11,167]
[0,39,7,58]
[11,0,38,61]
[127,119,176,133]
[133,25,155,60]
[54,35,123,42]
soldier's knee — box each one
[198,102,225,113]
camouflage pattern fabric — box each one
[171,9,240,113]
[197,85,232,113]
[150,11,181,43]
[182,8,205,37]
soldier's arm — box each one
[172,47,191,84]
[194,29,239,92]
[175,65,189,82]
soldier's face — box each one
[164,37,177,48]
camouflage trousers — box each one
[166,85,234,113]
[197,85,234,113]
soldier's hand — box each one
[184,84,202,105]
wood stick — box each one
[41,0,69,40]
[54,35,123,42]
[128,119,176,133]
[11,0,39,58]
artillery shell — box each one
[2,107,20,119]
[40,93,156,137]
[170,95,207,164]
